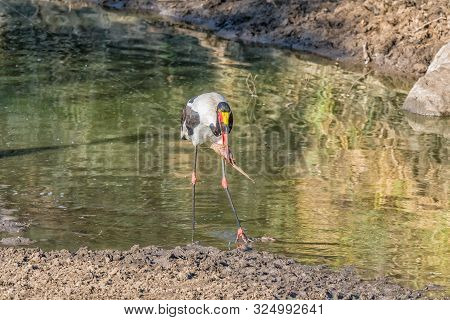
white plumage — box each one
[180,92,249,244]
[181,92,230,146]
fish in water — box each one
[210,143,254,183]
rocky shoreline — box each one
[0,245,429,299]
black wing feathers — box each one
[181,104,200,137]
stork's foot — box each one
[235,227,249,243]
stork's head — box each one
[217,102,231,134]
[216,101,232,158]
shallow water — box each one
[0,1,448,294]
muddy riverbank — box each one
[0,245,428,299]
[91,0,449,79]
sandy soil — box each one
[0,245,426,299]
[95,0,450,79]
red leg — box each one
[221,158,248,243]
[191,146,198,243]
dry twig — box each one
[413,16,445,33]
[246,73,258,97]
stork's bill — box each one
[218,106,231,150]
[220,111,230,128]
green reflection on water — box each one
[0,0,448,294]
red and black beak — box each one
[218,111,231,160]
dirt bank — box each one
[0,245,426,299]
[93,0,450,79]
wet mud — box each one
[0,208,27,233]
[0,245,428,299]
[0,237,35,246]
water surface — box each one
[0,1,448,294]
